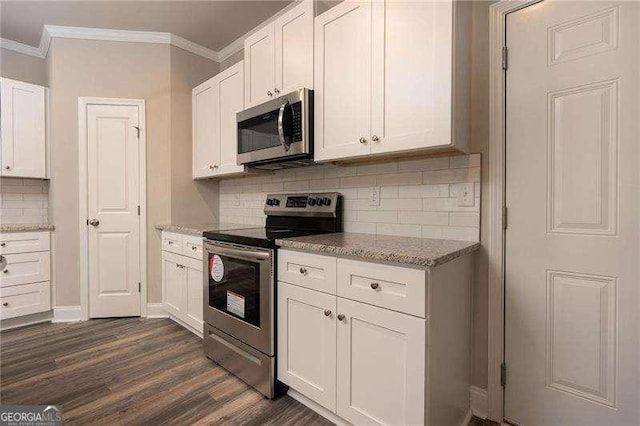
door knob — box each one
[337,314,346,321]
[88,219,100,226]
[359,137,367,144]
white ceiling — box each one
[0,1,293,51]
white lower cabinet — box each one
[161,231,203,336]
[277,249,473,426]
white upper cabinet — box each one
[314,0,372,162]
[192,61,245,179]
[314,0,471,162]
[0,77,47,178]
[245,1,314,108]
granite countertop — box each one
[155,222,249,236]
[276,232,480,268]
[0,223,55,232]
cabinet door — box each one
[184,258,203,332]
[216,62,246,176]
[192,77,219,178]
[314,0,372,162]
[275,0,314,94]
[337,298,426,425]
[278,282,337,412]
[162,251,185,318]
[371,0,453,155]
[244,23,275,108]
[0,78,46,178]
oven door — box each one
[203,241,273,356]
[236,88,311,165]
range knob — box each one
[308,198,316,206]
[273,199,280,206]
[323,197,331,206]
[315,197,324,206]
[266,199,274,206]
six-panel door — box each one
[0,77,46,178]
[277,282,337,412]
[336,298,426,425]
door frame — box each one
[487,0,543,421]
[78,97,147,320]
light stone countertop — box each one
[155,222,250,236]
[0,223,55,233]
[276,232,480,268]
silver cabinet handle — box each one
[4,165,10,170]
[359,137,367,144]
[267,91,273,97]
[0,243,5,247]
[3,269,8,274]
[274,88,280,94]
[337,314,345,321]
[324,309,331,317]
[2,302,8,307]
[209,165,214,169]
[370,282,380,290]
[191,246,197,251]
[209,165,218,170]
[88,219,99,226]
[299,267,307,275]
[371,135,380,142]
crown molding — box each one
[0,37,45,58]
[169,33,219,62]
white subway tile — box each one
[358,210,398,223]
[309,178,338,190]
[261,182,284,192]
[0,193,23,201]
[398,157,450,172]
[376,223,422,237]
[295,167,326,181]
[376,172,422,186]
[324,166,357,178]
[422,226,444,239]
[398,184,449,198]
[398,211,449,226]
[449,153,481,169]
[441,226,479,242]
[338,175,376,188]
[422,197,479,212]
[423,167,480,184]
[357,161,398,176]
[380,186,398,199]
[0,208,23,216]
[22,193,48,201]
[343,221,377,234]
[378,198,422,211]
[284,180,310,191]
[449,212,480,227]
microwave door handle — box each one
[277,101,291,152]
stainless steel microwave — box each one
[236,88,313,170]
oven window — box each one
[208,252,260,327]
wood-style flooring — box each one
[0,318,333,425]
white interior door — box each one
[87,103,142,318]
[505,2,639,425]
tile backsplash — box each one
[0,178,49,225]
[219,154,481,241]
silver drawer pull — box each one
[2,302,8,307]
[191,246,197,251]
[2,270,8,274]
[337,314,345,321]
[0,243,5,247]
[370,282,380,290]
[299,267,307,275]
[168,241,173,245]
[324,309,331,317]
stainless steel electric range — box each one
[202,192,342,398]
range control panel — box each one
[264,192,340,217]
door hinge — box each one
[138,282,141,293]
[502,206,508,230]
[501,362,507,387]
[502,46,509,70]
[137,205,140,216]
[133,126,141,139]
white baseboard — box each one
[52,306,82,323]
[470,385,489,419]
[146,303,168,318]
[1,311,52,331]
[287,389,348,426]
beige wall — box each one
[48,38,219,306]
[169,46,220,224]
[0,48,47,86]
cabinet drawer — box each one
[0,282,51,319]
[278,250,337,294]
[1,251,50,288]
[0,231,50,255]
[162,232,183,255]
[337,258,426,317]
[183,235,204,260]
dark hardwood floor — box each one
[0,318,333,425]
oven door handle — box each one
[205,244,271,262]
[277,100,291,152]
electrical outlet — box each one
[369,186,381,206]
[457,183,475,207]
